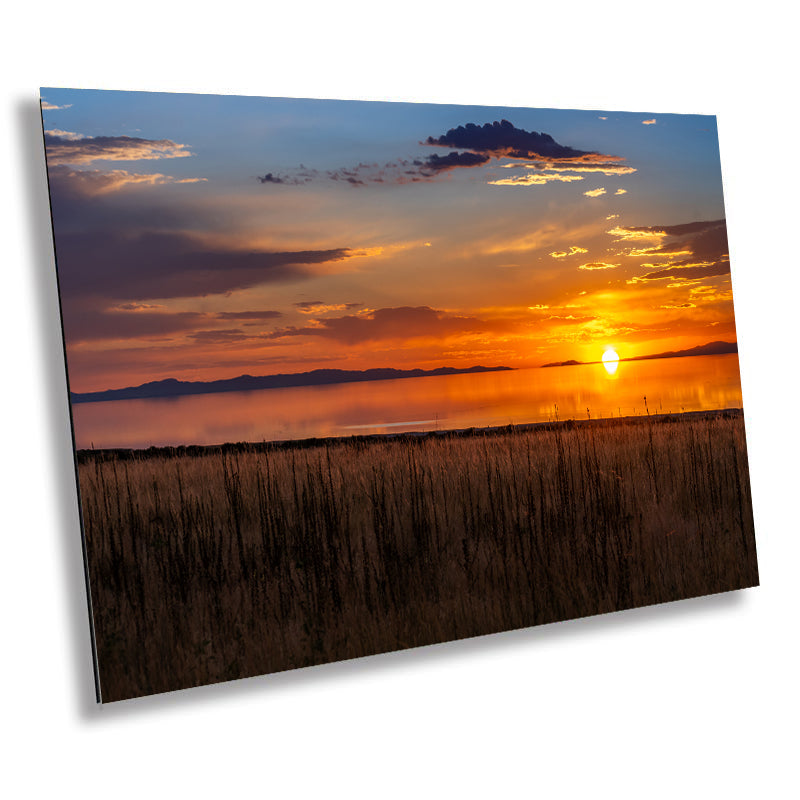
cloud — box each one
[549,246,589,258]
[41,101,72,110]
[326,153,492,185]
[44,130,193,166]
[598,116,608,120]
[62,308,208,343]
[188,329,250,343]
[215,310,283,320]
[583,187,606,197]
[46,164,207,196]
[46,128,83,140]
[488,173,584,187]
[578,262,619,270]
[425,120,595,161]
[61,304,284,344]
[56,230,359,302]
[628,262,730,283]
[660,302,696,309]
[258,171,314,186]
[500,162,636,177]
[294,301,363,314]
[266,306,492,345]
[615,188,627,195]
[642,119,657,125]
[260,119,628,188]
[613,219,730,282]
[422,151,491,172]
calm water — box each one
[72,354,744,449]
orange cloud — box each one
[500,162,637,177]
[583,187,606,198]
[578,262,619,270]
[488,173,584,187]
[549,246,589,258]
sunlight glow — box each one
[602,347,620,375]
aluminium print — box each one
[42,89,758,702]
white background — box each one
[1,3,797,797]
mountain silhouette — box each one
[542,340,737,368]
[71,365,513,404]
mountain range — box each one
[71,365,513,404]
[542,340,737,368]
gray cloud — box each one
[44,130,193,166]
[55,230,356,302]
[267,306,491,345]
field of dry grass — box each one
[77,411,758,702]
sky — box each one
[41,89,736,393]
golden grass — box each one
[78,412,758,701]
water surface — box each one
[72,354,743,449]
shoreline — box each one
[76,406,745,462]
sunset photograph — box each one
[42,88,759,702]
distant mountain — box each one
[542,341,737,368]
[541,359,583,368]
[71,365,514,404]
[624,340,738,362]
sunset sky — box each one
[42,89,735,393]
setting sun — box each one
[602,347,620,375]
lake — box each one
[71,354,744,449]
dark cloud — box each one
[425,120,594,161]
[259,120,620,188]
[44,130,193,166]
[257,172,313,186]
[215,310,283,320]
[267,306,490,345]
[633,262,731,282]
[62,308,208,343]
[293,301,363,314]
[55,230,355,301]
[422,151,491,172]
[615,219,731,283]
[62,307,283,344]
[187,329,250,343]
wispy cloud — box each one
[549,246,588,259]
[612,220,730,283]
[642,119,657,125]
[45,130,194,166]
[583,187,606,198]
[294,301,363,315]
[488,173,584,187]
[47,165,207,195]
[41,100,72,110]
[578,262,618,270]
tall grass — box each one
[78,412,758,701]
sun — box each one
[602,347,620,375]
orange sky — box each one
[43,91,736,392]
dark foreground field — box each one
[77,411,758,702]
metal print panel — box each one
[41,89,758,702]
